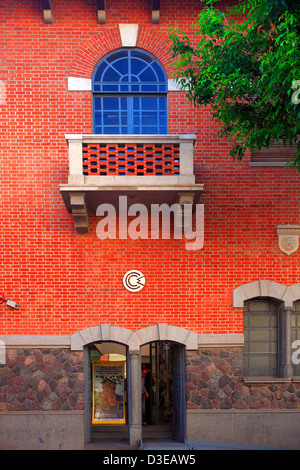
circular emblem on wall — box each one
[123,270,146,292]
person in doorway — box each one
[141,364,150,426]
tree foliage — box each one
[168,0,300,170]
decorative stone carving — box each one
[277,225,300,256]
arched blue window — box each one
[92,49,168,134]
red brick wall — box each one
[0,0,299,335]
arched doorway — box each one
[141,341,185,443]
[71,324,198,447]
[84,341,130,447]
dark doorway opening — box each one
[141,341,185,443]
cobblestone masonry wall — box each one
[0,349,84,412]
[186,349,300,410]
[2,347,300,413]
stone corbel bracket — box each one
[42,0,53,24]
[97,0,106,24]
[277,225,300,256]
[151,0,160,24]
[174,192,195,233]
[69,192,89,234]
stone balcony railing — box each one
[66,134,196,185]
[60,134,203,233]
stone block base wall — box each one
[186,409,300,449]
[0,410,85,450]
[0,348,85,450]
[186,347,300,449]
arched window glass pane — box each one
[92,49,167,93]
[103,67,121,82]
[92,49,168,134]
[243,300,279,377]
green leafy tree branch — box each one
[168,0,300,170]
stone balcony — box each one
[60,134,203,233]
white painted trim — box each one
[67,77,92,92]
[119,24,139,47]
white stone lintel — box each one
[168,79,181,91]
[68,77,92,92]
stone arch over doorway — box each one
[70,323,198,352]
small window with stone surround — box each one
[243,299,279,377]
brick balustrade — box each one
[82,142,180,176]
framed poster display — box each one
[92,361,126,425]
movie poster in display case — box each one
[92,361,126,425]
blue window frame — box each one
[92,49,168,134]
